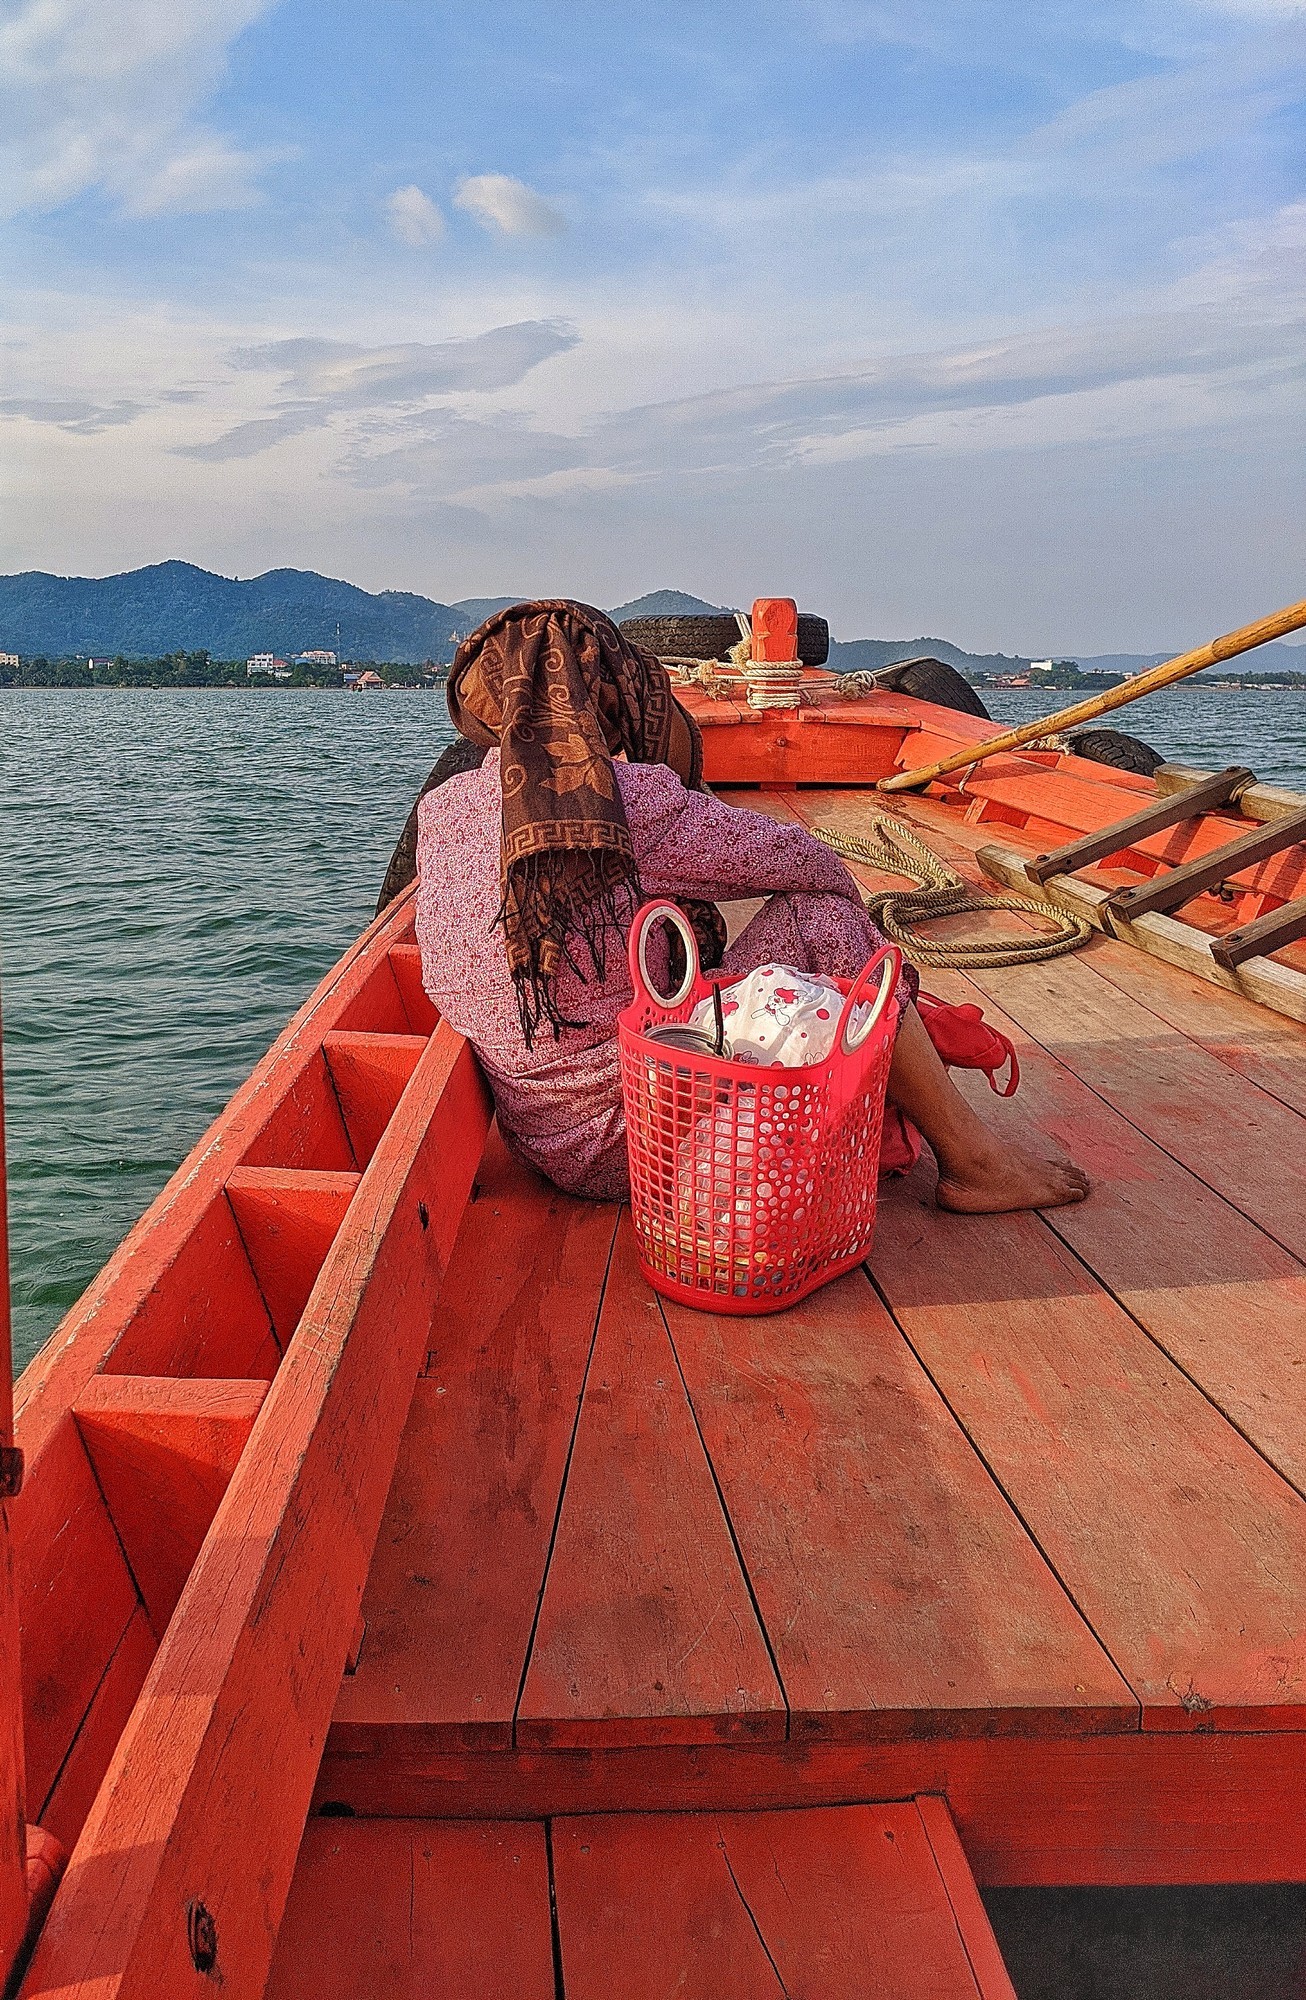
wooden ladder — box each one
[979,764,1306,1022]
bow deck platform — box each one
[311,790,1306,1909]
[10,702,1306,1997]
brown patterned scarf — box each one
[446,599,712,1043]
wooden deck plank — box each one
[871,1174,1306,1728]
[552,1812,784,1999]
[266,1818,555,2000]
[909,966,1306,1500]
[960,953,1306,1261]
[1083,944,1306,1119]
[552,1804,1012,1998]
[720,1801,1010,1999]
[334,1131,618,1750]
[516,1218,786,1749]
[660,1271,1132,1739]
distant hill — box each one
[449,597,521,629]
[1078,646,1306,678]
[3,562,1299,678]
[829,636,1035,678]
[0,561,468,664]
[609,590,729,622]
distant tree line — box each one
[0,651,443,690]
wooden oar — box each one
[877,596,1306,794]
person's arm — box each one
[624,765,864,905]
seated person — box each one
[408,601,1087,1213]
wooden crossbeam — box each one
[1107,809,1306,919]
[976,840,1306,1027]
[1026,766,1255,884]
[1211,896,1306,971]
[1155,764,1306,827]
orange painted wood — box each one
[332,953,413,1036]
[386,943,439,1035]
[334,1132,617,1750]
[73,1376,269,1638]
[661,1271,1130,1739]
[872,1176,1306,1729]
[961,953,1306,1262]
[917,1795,1019,2000]
[265,1818,554,2000]
[39,1608,156,1852]
[238,1046,358,1173]
[313,1727,1306,1889]
[751,595,798,662]
[916,967,1306,1502]
[13,1415,139,1815]
[553,1811,784,1999]
[787,779,1306,1140]
[516,1220,785,1749]
[552,1803,1007,1998]
[321,1031,426,1167]
[100,1190,278,1381]
[21,1023,491,2000]
[0,1022,30,1980]
[1082,942,1306,1119]
[717,1801,1010,1998]
[225,1168,360,1347]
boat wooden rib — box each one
[4,676,1306,1996]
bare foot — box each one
[935,1131,1090,1214]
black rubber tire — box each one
[1067,728,1164,776]
[873,656,991,720]
[618,613,830,667]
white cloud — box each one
[0,0,277,217]
[453,173,567,238]
[233,323,579,403]
[385,184,445,247]
[172,321,581,460]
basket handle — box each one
[837,945,902,1056]
[629,900,700,1014]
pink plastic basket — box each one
[617,902,901,1314]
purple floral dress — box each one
[416,750,895,1197]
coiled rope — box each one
[813,815,1092,968]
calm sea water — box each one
[2,682,1305,1372]
[0,690,457,1370]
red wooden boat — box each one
[3,665,1306,1997]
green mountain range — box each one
[0,562,1300,678]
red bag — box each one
[879,993,1020,1175]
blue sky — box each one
[3,0,1303,649]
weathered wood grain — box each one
[335,1132,617,1750]
[265,1818,554,2000]
[662,1271,1131,1739]
[321,1031,427,1167]
[553,1803,1012,1997]
[313,1728,1306,1888]
[39,1609,156,1853]
[873,1176,1306,1728]
[517,1220,786,1749]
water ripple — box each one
[1,688,452,1370]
